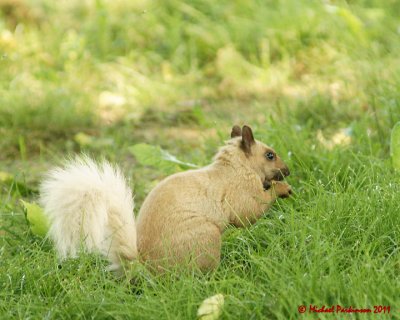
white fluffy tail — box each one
[39,156,137,270]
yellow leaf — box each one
[197,294,224,320]
[74,132,93,147]
[0,171,13,182]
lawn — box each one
[0,0,399,319]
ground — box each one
[0,0,399,319]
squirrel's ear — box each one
[231,125,242,138]
[241,125,255,153]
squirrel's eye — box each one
[265,152,275,160]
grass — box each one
[1,0,400,319]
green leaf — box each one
[21,200,49,237]
[391,122,400,171]
[129,143,198,175]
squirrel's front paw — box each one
[271,181,292,198]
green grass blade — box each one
[390,122,400,171]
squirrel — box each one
[39,125,292,273]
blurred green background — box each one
[1,0,399,161]
[1,0,399,319]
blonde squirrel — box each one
[40,125,292,273]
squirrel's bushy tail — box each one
[39,156,137,270]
